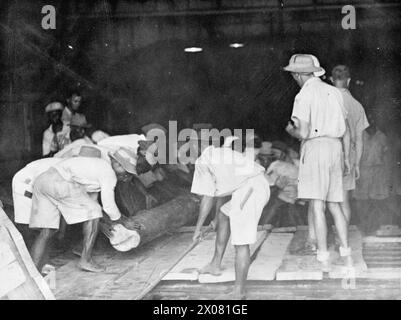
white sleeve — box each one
[99,169,121,221]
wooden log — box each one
[109,193,200,250]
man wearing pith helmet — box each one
[283,54,353,269]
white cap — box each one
[91,130,110,143]
[45,102,64,113]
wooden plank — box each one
[365,261,401,268]
[247,233,293,281]
[151,278,401,300]
[364,255,401,261]
[54,233,178,299]
[329,229,368,279]
[165,231,267,282]
[93,233,195,300]
[272,226,297,233]
[176,224,273,233]
[198,231,267,283]
[276,229,323,280]
[363,236,401,243]
[363,268,401,280]
[163,231,217,281]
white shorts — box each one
[13,192,32,224]
[221,174,270,245]
[298,138,344,202]
[30,168,102,229]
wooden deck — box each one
[49,226,401,300]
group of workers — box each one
[189,53,388,299]
[9,53,398,299]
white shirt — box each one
[98,134,146,153]
[191,146,265,197]
[291,77,347,139]
[52,157,121,221]
[61,107,73,125]
[13,158,64,195]
[266,160,299,204]
[338,88,369,163]
[42,124,71,156]
[54,137,94,158]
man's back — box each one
[191,146,264,197]
[98,134,146,153]
[52,157,116,192]
[338,88,369,144]
[292,77,346,139]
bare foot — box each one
[78,260,105,273]
[198,263,223,276]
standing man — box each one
[330,65,369,225]
[62,90,83,125]
[42,102,70,157]
[191,136,270,299]
[284,54,352,269]
[29,148,138,273]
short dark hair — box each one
[331,65,351,81]
[67,89,82,99]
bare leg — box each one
[312,199,327,252]
[233,244,250,298]
[327,202,349,248]
[30,228,57,272]
[307,202,317,243]
[213,196,230,229]
[340,190,351,225]
[199,210,230,275]
[78,218,104,272]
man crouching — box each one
[191,135,270,299]
[29,148,138,273]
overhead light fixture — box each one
[184,47,203,53]
[229,43,244,48]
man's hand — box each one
[343,158,351,176]
[192,227,202,242]
[210,219,217,231]
[285,121,294,134]
[114,215,142,230]
[355,165,360,180]
[145,194,158,209]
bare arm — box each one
[342,119,351,175]
[355,130,363,179]
[286,118,309,141]
[193,195,215,241]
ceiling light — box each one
[229,43,244,48]
[184,47,203,53]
